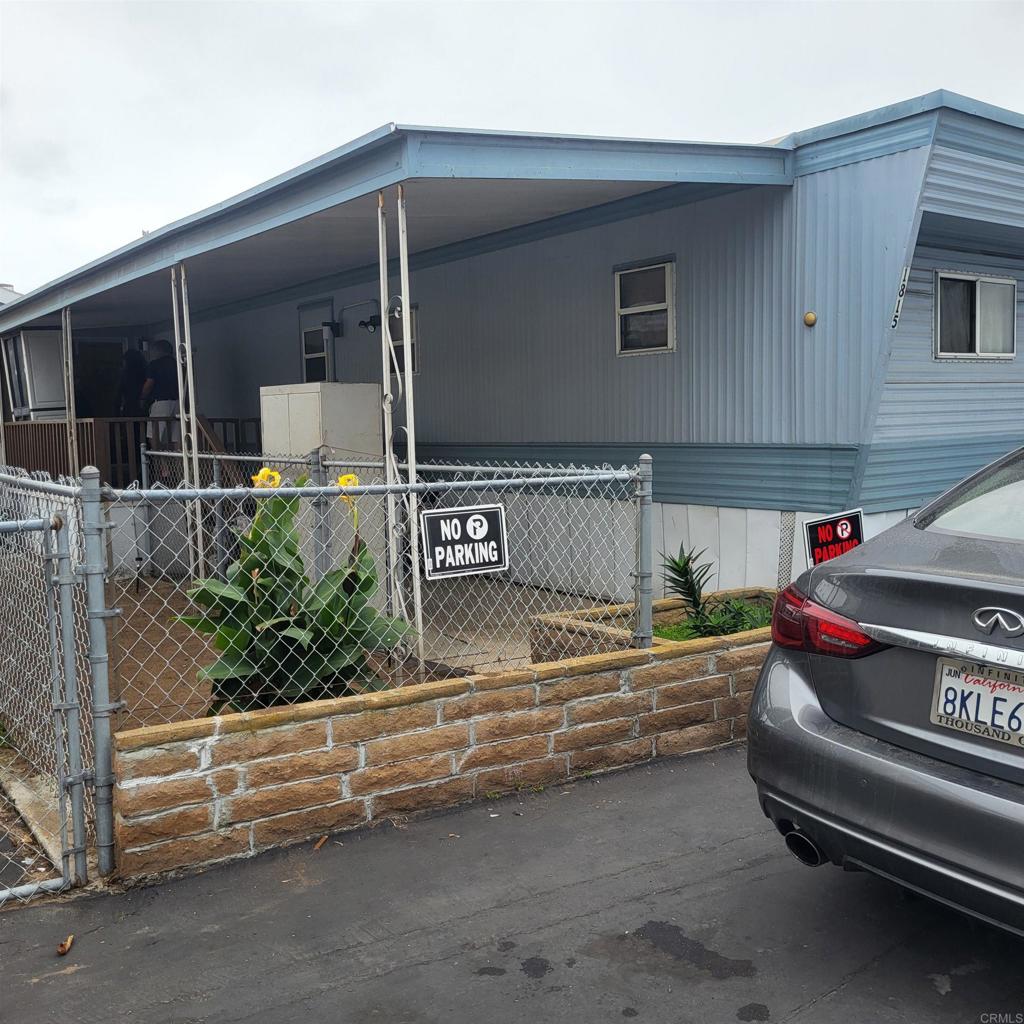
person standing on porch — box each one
[117,349,148,418]
[140,339,179,447]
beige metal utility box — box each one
[259,382,383,458]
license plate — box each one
[932,658,1024,750]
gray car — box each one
[748,448,1024,937]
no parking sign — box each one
[420,504,509,580]
[804,508,864,566]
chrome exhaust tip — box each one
[784,829,826,867]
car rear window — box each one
[917,450,1024,541]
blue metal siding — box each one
[415,442,859,511]
[790,146,930,444]
[858,436,1023,511]
[874,245,1024,439]
[792,112,936,176]
[921,112,1024,228]
[194,146,930,487]
[380,148,924,449]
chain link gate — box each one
[0,512,90,905]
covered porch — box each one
[0,123,790,485]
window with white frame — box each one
[936,272,1017,359]
[388,305,418,376]
[615,261,675,354]
[301,325,332,382]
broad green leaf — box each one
[352,606,412,650]
[199,651,261,681]
[214,624,251,655]
[281,626,313,648]
[173,615,219,634]
[322,644,363,671]
[188,578,247,608]
[255,615,292,632]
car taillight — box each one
[771,583,883,659]
[771,585,806,648]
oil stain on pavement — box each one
[520,956,554,979]
[586,919,757,981]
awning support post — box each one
[170,264,206,577]
[60,307,79,478]
[377,192,401,622]
[397,184,426,678]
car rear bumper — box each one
[747,650,1024,937]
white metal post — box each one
[169,267,189,484]
[397,184,425,675]
[178,264,202,496]
[170,266,205,576]
[60,307,80,477]
[178,263,207,577]
[377,191,401,619]
[0,336,11,465]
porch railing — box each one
[3,417,261,487]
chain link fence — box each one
[0,471,93,905]
[0,453,649,903]
[102,452,646,728]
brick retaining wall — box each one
[112,628,771,879]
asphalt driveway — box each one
[2,744,1021,1023]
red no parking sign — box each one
[804,508,864,566]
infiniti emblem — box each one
[972,606,1024,638]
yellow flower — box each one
[336,473,359,504]
[251,467,281,489]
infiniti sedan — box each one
[748,448,1024,936]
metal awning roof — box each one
[7,90,1024,335]
[0,124,790,333]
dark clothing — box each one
[146,354,179,403]
[117,360,148,417]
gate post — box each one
[51,519,89,885]
[632,454,654,650]
[80,466,116,876]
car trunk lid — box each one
[803,519,1024,787]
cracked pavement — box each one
[3,744,1021,1023]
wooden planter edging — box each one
[529,587,776,662]
[111,627,771,880]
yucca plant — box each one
[662,545,716,624]
[178,470,412,714]
[661,545,771,639]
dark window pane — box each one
[391,344,416,376]
[619,266,666,309]
[305,356,327,382]
[620,310,668,351]
[939,278,975,354]
[303,328,325,356]
[388,312,404,343]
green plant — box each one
[660,544,771,639]
[653,598,771,642]
[662,545,715,622]
[178,470,412,714]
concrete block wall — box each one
[111,632,771,879]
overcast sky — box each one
[2,0,1024,293]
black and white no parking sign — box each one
[420,504,509,580]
